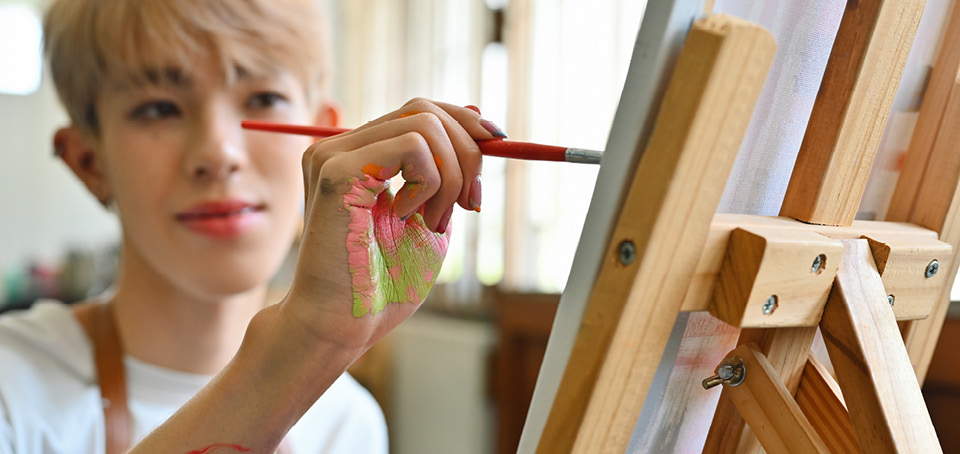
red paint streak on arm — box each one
[184,443,253,454]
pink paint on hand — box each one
[343,172,449,317]
[185,443,252,454]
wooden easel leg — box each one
[535,15,776,454]
[795,354,859,453]
[819,240,941,453]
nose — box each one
[183,105,246,181]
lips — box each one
[175,200,266,238]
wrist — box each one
[235,303,361,417]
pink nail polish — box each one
[437,206,454,234]
[469,177,482,212]
[465,105,481,115]
[480,119,507,138]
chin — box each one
[176,243,291,302]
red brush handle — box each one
[242,120,572,163]
[242,121,350,137]
[475,139,568,162]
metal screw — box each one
[925,259,939,279]
[811,254,823,274]
[702,356,746,389]
[618,240,636,266]
[762,295,778,315]
[888,294,895,307]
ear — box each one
[313,100,342,127]
[54,126,111,205]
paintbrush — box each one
[241,120,602,164]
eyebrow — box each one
[143,67,191,88]
[107,64,260,93]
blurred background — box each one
[6,0,960,452]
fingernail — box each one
[464,105,481,115]
[437,206,454,234]
[469,177,482,212]
[399,110,422,119]
[480,119,507,138]
[400,203,425,222]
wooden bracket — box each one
[709,227,841,327]
[709,343,829,454]
[682,214,940,313]
[862,233,952,320]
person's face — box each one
[92,61,315,299]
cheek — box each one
[101,138,178,212]
[253,136,310,209]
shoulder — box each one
[0,301,101,452]
[0,300,94,380]
[288,372,387,454]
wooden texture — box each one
[721,343,829,454]
[493,293,559,454]
[862,233,952,320]
[709,227,841,328]
[895,80,960,380]
[795,354,860,454]
[882,0,960,384]
[887,1,960,221]
[682,214,941,313]
[519,1,708,449]
[703,326,817,454]
[535,15,776,454]
[779,0,925,226]
[820,240,942,453]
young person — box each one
[0,0,499,452]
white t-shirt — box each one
[0,301,388,453]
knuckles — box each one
[302,140,339,171]
[403,96,436,110]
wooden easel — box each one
[520,1,959,452]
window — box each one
[0,4,43,96]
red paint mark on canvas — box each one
[185,443,252,454]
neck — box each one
[107,246,267,375]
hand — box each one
[284,98,498,353]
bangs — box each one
[45,0,329,133]
[97,0,325,86]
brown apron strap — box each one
[73,303,131,454]
[73,303,294,454]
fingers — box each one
[316,114,456,229]
[304,98,499,230]
[310,132,443,228]
[359,98,495,210]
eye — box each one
[129,101,180,120]
[246,91,288,110]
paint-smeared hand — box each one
[286,99,498,352]
[343,168,449,317]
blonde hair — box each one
[44,0,330,135]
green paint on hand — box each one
[344,175,449,317]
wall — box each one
[0,0,119,288]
